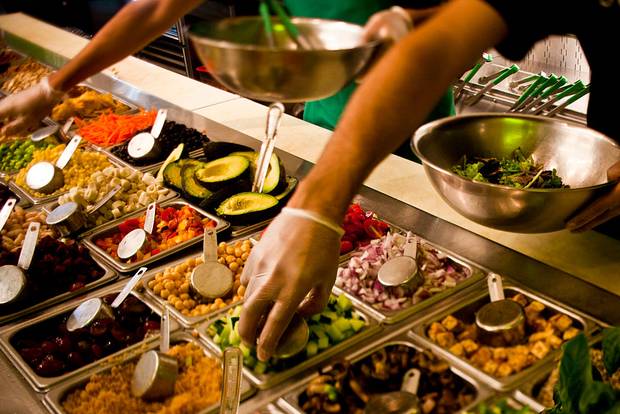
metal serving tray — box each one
[42,330,255,414]
[334,223,486,325]
[42,184,179,240]
[197,298,382,390]
[7,143,134,206]
[279,332,492,414]
[0,280,179,392]
[83,199,229,273]
[465,393,547,413]
[409,281,601,391]
[0,178,31,208]
[0,55,52,95]
[104,140,205,173]
[0,118,60,177]
[140,232,256,328]
[0,250,117,325]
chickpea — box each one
[164,281,175,291]
[241,252,250,261]
[241,244,251,253]
[217,257,226,265]
[218,302,227,309]
[225,255,235,265]
[238,285,246,296]
[234,248,243,258]
[229,262,239,272]
[179,283,189,294]
[160,289,170,299]
[147,280,156,289]
[153,284,162,295]
[180,293,190,300]
[235,258,244,266]
[175,300,184,311]
[214,298,224,306]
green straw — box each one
[267,0,311,49]
[259,1,275,48]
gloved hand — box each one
[0,77,65,136]
[566,161,620,232]
[363,6,413,43]
[238,207,342,362]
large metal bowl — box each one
[189,17,380,102]
[411,114,620,233]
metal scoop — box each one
[0,198,17,233]
[132,304,178,400]
[46,185,122,236]
[30,125,59,143]
[117,202,157,260]
[252,103,284,193]
[25,135,81,194]
[244,273,309,359]
[66,267,148,332]
[475,273,525,347]
[219,347,243,414]
[0,222,40,305]
[365,368,421,414]
[190,228,234,299]
[378,235,423,290]
[128,109,167,161]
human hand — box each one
[0,78,64,136]
[238,208,342,362]
[566,161,620,232]
[363,6,413,43]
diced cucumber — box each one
[322,311,339,321]
[325,325,344,342]
[212,334,221,345]
[239,343,252,359]
[310,314,322,322]
[245,355,257,368]
[337,294,353,311]
[350,318,366,332]
[232,306,243,318]
[310,325,328,341]
[317,336,330,350]
[254,361,268,375]
[306,341,319,357]
[334,318,352,333]
[230,325,241,346]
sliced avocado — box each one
[202,141,254,161]
[157,143,184,182]
[199,179,252,211]
[194,155,250,191]
[216,192,280,225]
[162,159,188,191]
[230,151,286,194]
[274,176,298,201]
[181,159,212,200]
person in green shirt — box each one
[284,0,456,159]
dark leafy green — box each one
[547,329,620,414]
[452,147,568,189]
[468,398,536,413]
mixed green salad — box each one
[466,398,536,414]
[452,147,568,189]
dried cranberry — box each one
[19,347,43,365]
[76,340,91,354]
[89,319,111,337]
[111,325,131,343]
[54,335,72,354]
[90,343,104,359]
[66,352,85,368]
[40,340,57,354]
[36,354,65,376]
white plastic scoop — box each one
[0,198,17,233]
[0,222,40,305]
[252,103,284,193]
[132,304,178,400]
[66,267,148,332]
[26,135,81,194]
[117,202,157,260]
[30,125,59,143]
[378,236,422,290]
[364,368,421,414]
[219,347,243,414]
[190,228,233,299]
[127,109,167,161]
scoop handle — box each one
[0,198,17,233]
[150,109,167,139]
[56,135,82,170]
[61,117,74,136]
[403,235,417,259]
[87,185,121,214]
[487,273,505,302]
[160,304,170,353]
[252,102,284,193]
[203,228,218,263]
[111,267,148,308]
[17,222,40,270]
[401,368,421,395]
[219,347,243,414]
[144,202,157,234]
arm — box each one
[239,0,509,361]
[0,0,202,134]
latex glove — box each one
[238,208,341,362]
[0,77,64,136]
[363,6,413,43]
[566,161,620,232]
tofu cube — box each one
[530,341,550,360]
[441,315,461,332]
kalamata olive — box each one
[101,339,116,354]
[90,343,104,359]
[40,340,58,354]
[67,351,85,368]
[101,294,116,305]
[19,347,43,364]
[36,354,65,376]
[69,282,85,292]
[143,320,160,333]
[54,335,72,354]
[76,340,91,353]
[89,319,111,337]
[111,325,131,343]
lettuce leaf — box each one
[603,327,620,375]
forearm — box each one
[289,0,507,222]
[49,0,202,91]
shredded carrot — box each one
[75,109,157,148]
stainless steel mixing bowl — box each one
[411,114,620,233]
[189,17,380,102]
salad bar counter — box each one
[0,31,619,414]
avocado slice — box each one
[216,192,280,225]
[203,141,254,161]
[162,159,189,191]
[230,151,286,194]
[274,176,298,202]
[199,179,252,211]
[157,143,184,182]
[194,155,250,191]
[181,159,212,200]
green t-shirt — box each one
[284,0,455,158]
